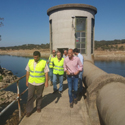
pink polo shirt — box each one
[64,56,83,73]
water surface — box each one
[0,55,125,124]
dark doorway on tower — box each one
[57,48,68,57]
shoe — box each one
[74,99,77,104]
[70,102,73,108]
[26,112,31,117]
[58,91,63,94]
[37,108,41,113]
[53,90,58,94]
[79,92,83,96]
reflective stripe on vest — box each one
[53,58,64,75]
[49,55,56,68]
[28,59,46,84]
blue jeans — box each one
[53,74,63,92]
[67,75,78,103]
[49,68,53,82]
[79,70,83,93]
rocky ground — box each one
[0,90,17,105]
[5,104,26,125]
[0,66,18,89]
[0,66,18,107]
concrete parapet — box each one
[97,82,125,125]
[83,60,125,125]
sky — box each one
[0,0,125,47]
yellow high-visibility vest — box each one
[49,54,56,68]
[53,57,64,75]
[28,59,46,84]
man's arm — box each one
[44,63,49,87]
[64,59,70,75]
[74,58,83,75]
[77,57,83,72]
[26,71,30,87]
[45,72,48,87]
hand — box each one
[45,82,48,87]
[66,70,70,75]
[26,82,28,87]
[74,71,79,75]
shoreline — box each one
[94,50,125,61]
[0,49,125,61]
[0,49,50,58]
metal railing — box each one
[0,75,28,121]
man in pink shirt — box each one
[64,49,83,108]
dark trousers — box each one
[67,75,78,103]
[26,83,44,113]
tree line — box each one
[95,39,125,51]
[0,39,125,51]
[0,43,50,50]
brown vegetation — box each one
[0,49,50,58]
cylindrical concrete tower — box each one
[47,4,97,62]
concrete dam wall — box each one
[83,60,125,125]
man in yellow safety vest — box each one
[52,51,64,94]
[47,50,56,86]
[25,51,49,117]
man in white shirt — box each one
[25,51,49,117]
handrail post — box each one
[17,81,21,121]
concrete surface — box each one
[97,82,125,125]
[19,80,91,125]
[47,4,97,62]
[83,60,125,125]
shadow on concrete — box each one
[77,86,87,102]
[41,83,68,109]
[77,77,87,101]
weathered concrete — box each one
[47,4,97,62]
[97,82,125,125]
[83,60,125,125]
[19,80,91,125]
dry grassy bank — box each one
[0,49,50,58]
[0,49,125,60]
[94,50,125,60]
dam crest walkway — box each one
[19,80,91,125]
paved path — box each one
[19,80,91,125]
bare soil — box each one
[94,50,125,60]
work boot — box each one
[74,98,77,104]
[53,89,58,94]
[37,108,41,113]
[70,102,73,108]
[26,112,31,117]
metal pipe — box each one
[0,97,18,116]
[20,88,28,96]
[17,81,21,121]
[0,88,28,116]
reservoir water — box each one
[0,55,125,124]
[0,55,47,125]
